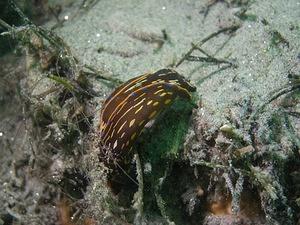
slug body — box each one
[98,68,196,164]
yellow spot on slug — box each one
[164,99,172,105]
[153,102,159,106]
[113,140,118,149]
[117,121,127,134]
[139,120,145,126]
[160,92,167,97]
[135,98,146,107]
[131,132,137,140]
[147,100,153,105]
[154,89,163,94]
[135,105,143,114]
[121,132,125,138]
[129,119,136,127]
[149,111,157,119]
[126,141,129,146]
[121,143,125,149]
[100,122,106,130]
[111,129,116,138]
[134,92,146,101]
[152,79,162,84]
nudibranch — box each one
[97,68,196,164]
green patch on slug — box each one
[139,96,196,164]
[136,95,197,223]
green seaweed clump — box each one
[136,97,197,224]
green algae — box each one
[139,98,196,164]
[133,96,196,223]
